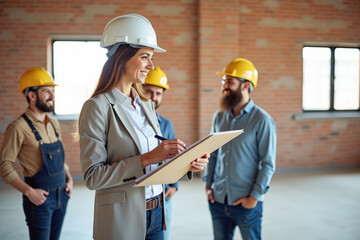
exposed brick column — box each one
[198,0,239,138]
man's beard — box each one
[219,85,243,111]
[154,100,160,110]
[35,93,54,112]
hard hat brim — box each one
[145,82,169,90]
[142,43,166,53]
[216,71,230,76]
[153,46,166,53]
[20,83,58,94]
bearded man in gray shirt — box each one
[202,58,277,240]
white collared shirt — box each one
[113,87,162,199]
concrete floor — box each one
[0,169,359,240]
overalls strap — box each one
[22,113,60,142]
[21,113,66,189]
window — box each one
[302,46,360,111]
[52,40,107,116]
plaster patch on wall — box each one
[202,127,211,132]
[173,32,195,45]
[283,141,313,156]
[225,24,237,31]
[6,6,117,24]
[181,0,195,4]
[201,88,213,93]
[166,67,188,82]
[174,88,186,94]
[0,30,15,40]
[302,125,311,129]
[200,27,213,39]
[258,15,349,33]
[219,53,237,67]
[329,145,337,155]
[256,39,273,48]
[200,58,212,64]
[201,49,215,56]
[271,76,300,89]
[76,5,118,23]
[223,51,235,63]
[145,5,184,16]
[264,0,279,8]
[331,120,348,130]
[317,0,347,10]
[295,2,309,8]
[167,19,182,25]
[6,8,73,23]
[239,5,252,14]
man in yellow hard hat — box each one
[0,67,73,240]
[202,58,277,240]
[142,66,178,240]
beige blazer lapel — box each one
[104,90,142,153]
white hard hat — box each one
[101,13,166,57]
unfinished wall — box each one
[0,0,359,177]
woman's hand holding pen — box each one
[189,153,210,172]
[141,138,186,168]
[141,134,209,170]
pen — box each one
[154,135,167,141]
[155,135,187,149]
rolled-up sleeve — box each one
[0,123,23,184]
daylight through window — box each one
[52,40,107,115]
[302,46,359,111]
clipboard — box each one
[133,129,244,187]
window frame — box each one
[47,35,104,120]
[294,41,360,120]
[302,45,360,113]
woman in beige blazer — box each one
[78,14,209,240]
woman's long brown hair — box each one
[91,44,148,100]
[74,44,149,142]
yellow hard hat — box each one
[217,58,258,88]
[144,66,169,90]
[19,67,57,94]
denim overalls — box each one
[22,114,69,240]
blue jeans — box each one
[208,200,263,240]
[164,197,172,240]
[23,186,69,240]
[146,197,164,240]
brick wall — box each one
[0,0,359,177]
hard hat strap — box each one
[23,88,30,97]
[129,44,146,49]
[106,42,121,58]
[106,43,146,58]
[237,78,254,92]
[249,83,254,92]
[237,78,247,82]
[23,86,40,97]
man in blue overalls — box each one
[0,67,73,240]
[143,66,179,240]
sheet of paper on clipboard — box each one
[133,129,244,187]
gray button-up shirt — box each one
[202,99,277,204]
